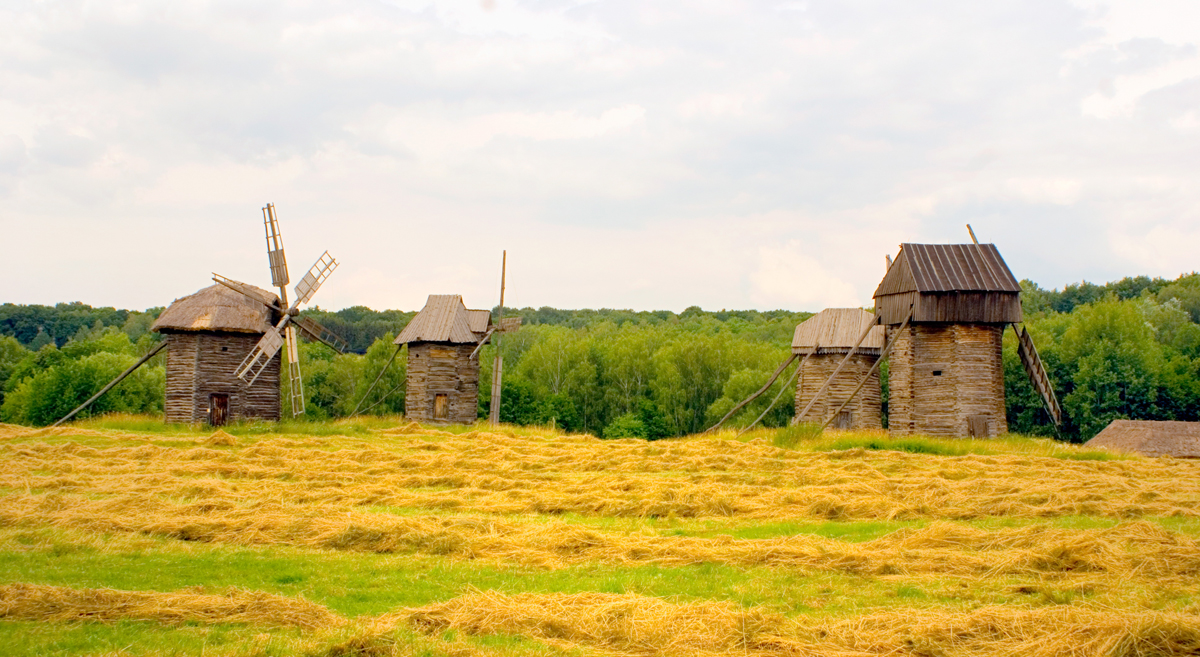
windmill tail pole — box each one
[51,340,168,428]
[791,315,882,426]
[735,345,819,438]
[351,345,402,417]
[819,309,912,431]
[705,353,799,434]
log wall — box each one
[405,342,480,424]
[886,323,1006,437]
[163,332,281,424]
[793,354,883,430]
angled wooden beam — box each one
[819,309,912,430]
[51,340,168,428]
[350,345,402,417]
[705,353,799,434]
[791,314,882,426]
[734,344,821,437]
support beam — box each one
[52,340,168,427]
[489,250,507,426]
[819,309,912,430]
[705,353,798,433]
[735,344,821,437]
[791,315,882,426]
[351,345,402,416]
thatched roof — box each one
[792,308,885,356]
[152,284,280,334]
[394,295,492,345]
[1084,420,1200,458]
[876,244,1021,296]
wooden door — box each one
[433,394,448,420]
[832,411,853,430]
[209,393,229,427]
[967,414,989,438]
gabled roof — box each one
[152,284,279,334]
[792,308,885,356]
[875,243,1021,297]
[394,295,492,345]
[1084,420,1200,458]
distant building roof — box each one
[875,243,1021,297]
[152,283,279,334]
[1084,420,1200,458]
[792,308,885,356]
[394,294,492,345]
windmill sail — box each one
[264,204,289,289]
[285,324,304,416]
[1016,325,1062,426]
[237,319,287,384]
[294,315,348,353]
[295,252,337,305]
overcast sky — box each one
[2,0,1198,313]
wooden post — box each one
[819,310,912,430]
[351,344,401,416]
[967,224,979,245]
[735,343,821,437]
[52,340,168,427]
[791,316,880,426]
[706,353,798,433]
[489,251,506,426]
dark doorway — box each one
[433,394,448,420]
[209,393,230,426]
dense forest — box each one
[2,272,1198,441]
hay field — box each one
[0,417,1198,656]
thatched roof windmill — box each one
[51,204,347,427]
[792,308,885,430]
[211,203,348,418]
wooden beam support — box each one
[52,340,168,427]
[705,353,799,433]
[735,344,821,437]
[350,344,402,416]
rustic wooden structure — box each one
[1085,420,1200,458]
[395,295,495,424]
[874,243,1024,437]
[792,309,885,430]
[151,283,283,425]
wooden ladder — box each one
[1015,324,1062,426]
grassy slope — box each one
[0,415,1197,656]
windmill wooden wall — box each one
[394,295,493,425]
[874,244,1021,438]
[791,308,884,430]
[404,343,480,424]
[161,332,281,424]
[794,355,882,429]
[152,283,283,425]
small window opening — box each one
[221,346,228,352]
[932,370,943,376]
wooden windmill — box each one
[211,203,348,418]
[352,253,520,424]
[51,204,348,427]
[792,309,885,430]
[796,232,1061,438]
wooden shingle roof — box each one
[875,244,1021,297]
[152,284,279,334]
[394,295,491,345]
[792,308,885,356]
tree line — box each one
[2,272,1198,441]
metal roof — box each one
[152,284,279,334]
[875,243,1021,296]
[792,308,885,355]
[394,295,491,345]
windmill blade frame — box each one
[293,315,349,354]
[294,251,338,306]
[212,274,282,310]
[237,317,289,385]
[264,204,290,290]
[285,324,305,416]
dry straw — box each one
[0,583,342,629]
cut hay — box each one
[1,492,1195,578]
[201,429,239,446]
[0,583,343,629]
[401,590,1200,657]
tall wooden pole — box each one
[52,340,168,427]
[489,251,506,425]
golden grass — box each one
[401,590,1200,657]
[3,430,1198,522]
[0,582,341,629]
[2,491,1197,579]
[9,584,1198,657]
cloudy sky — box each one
[2,0,1198,313]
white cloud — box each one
[750,241,859,310]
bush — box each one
[772,423,822,449]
